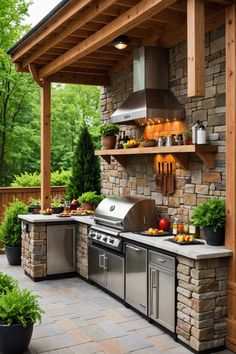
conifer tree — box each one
[67,125,100,199]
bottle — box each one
[183,224,189,234]
[177,223,183,234]
[172,217,178,235]
[197,124,207,144]
[192,120,200,144]
[189,225,196,237]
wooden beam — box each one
[225,4,236,352]
[40,79,51,210]
[39,0,176,78]
[28,64,43,87]
[49,72,110,85]
[12,0,93,62]
[187,0,205,97]
[22,0,118,68]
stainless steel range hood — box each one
[111,46,184,125]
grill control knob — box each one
[97,235,101,240]
[109,239,115,244]
[103,237,108,242]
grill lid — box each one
[94,196,158,231]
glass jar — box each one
[177,223,183,234]
[183,224,189,234]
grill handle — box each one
[94,216,123,227]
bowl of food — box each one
[140,138,157,147]
[40,208,53,215]
[126,139,139,148]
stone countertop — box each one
[120,232,232,260]
[18,214,95,226]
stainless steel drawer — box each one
[149,250,175,271]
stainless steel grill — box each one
[89,196,158,252]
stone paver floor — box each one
[0,255,235,354]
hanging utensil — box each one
[155,161,162,191]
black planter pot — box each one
[51,206,64,214]
[0,322,33,354]
[203,227,225,246]
[5,245,21,266]
[28,205,41,214]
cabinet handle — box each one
[157,258,166,263]
[152,269,157,288]
[103,256,108,270]
[126,244,141,252]
[99,254,104,268]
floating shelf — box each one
[95,144,218,169]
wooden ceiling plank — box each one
[22,0,118,68]
[49,72,110,85]
[12,0,93,62]
[187,0,205,97]
[39,0,177,78]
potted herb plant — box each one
[191,198,225,246]
[51,199,64,214]
[78,191,103,211]
[182,130,192,145]
[100,123,119,149]
[0,200,28,266]
[28,197,41,214]
[0,278,43,354]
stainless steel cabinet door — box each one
[88,244,105,287]
[149,265,175,332]
[125,243,147,314]
[47,225,76,275]
[106,251,124,299]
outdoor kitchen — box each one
[5,1,236,353]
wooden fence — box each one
[0,186,66,221]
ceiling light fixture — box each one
[112,35,129,50]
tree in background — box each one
[0,0,40,185]
[67,125,100,199]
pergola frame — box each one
[8,0,236,350]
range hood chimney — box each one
[111,46,184,125]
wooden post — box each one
[187,0,205,97]
[225,4,236,352]
[40,79,51,210]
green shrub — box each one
[0,288,43,327]
[78,191,103,205]
[100,123,119,136]
[0,200,28,246]
[11,170,71,187]
[0,273,18,295]
[191,198,225,231]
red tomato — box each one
[159,218,171,231]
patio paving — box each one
[0,254,234,354]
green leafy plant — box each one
[0,273,18,296]
[78,191,103,205]
[28,198,41,206]
[0,288,43,327]
[0,200,28,246]
[182,130,192,137]
[191,198,225,232]
[100,123,119,136]
[11,170,71,187]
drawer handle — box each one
[126,245,141,252]
[157,258,166,263]
[99,254,104,267]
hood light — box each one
[112,35,129,50]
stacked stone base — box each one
[21,222,47,278]
[76,223,89,279]
[177,256,228,352]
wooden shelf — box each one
[95,144,218,169]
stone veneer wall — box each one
[22,222,47,278]
[177,256,228,351]
[76,223,89,279]
[100,27,226,223]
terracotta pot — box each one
[101,135,116,149]
[81,202,94,211]
[183,136,191,145]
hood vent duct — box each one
[111,46,184,125]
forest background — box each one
[0,0,101,187]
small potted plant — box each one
[0,200,28,266]
[78,191,103,211]
[182,130,192,145]
[140,137,157,147]
[28,198,41,214]
[100,123,119,149]
[0,277,43,354]
[191,198,225,246]
[51,199,64,214]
